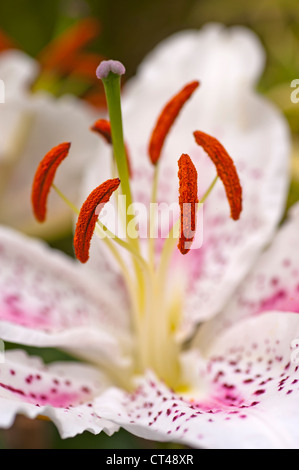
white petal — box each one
[0,350,118,438]
[94,313,299,448]
[198,202,299,348]
[201,312,299,447]
[181,87,290,329]
[0,50,39,97]
[0,226,132,369]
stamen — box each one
[193,131,242,220]
[91,119,112,144]
[31,142,71,222]
[177,154,198,255]
[91,119,132,177]
[148,81,200,165]
[74,178,120,263]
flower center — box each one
[31,60,242,392]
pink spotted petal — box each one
[179,88,289,332]
[198,203,299,348]
[94,313,299,449]
[0,226,132,369]
[0,350,119,438]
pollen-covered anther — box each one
[31,142,71,222]
[178,154,199,255]
[148,80,200,165]
[193,130,242,220]
[91,119,132,177]
[91,119,112,144]
[74,178,120,263]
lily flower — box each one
[0,25,296,449]
[0,49,101,238]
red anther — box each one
[91,119,112,144]
[74,178,120,263]
[177,154,198,255]
[31,142,71,222]
[91,119,132,177]
[149,81,199,165]
[193,131,242,220]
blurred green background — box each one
[0,0,298,449]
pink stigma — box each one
[96,60,126,79]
